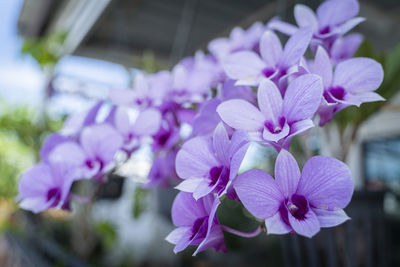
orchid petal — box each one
[132,108,162,136]
[313,208,350,228]
[217,100,264,131]
[262,121,290,143]
[194,197,223,255]
[283,74,323,123]
[229,142,250,180]
[331,33,363,63]
[175,136,219,179]
[175,178,203,193]
[317,0,359,27]
[173,229,193,253]
[193,180,215,200]
[213,123,230,166]
[342,92,385,107]
[313,46,332,88]
[265,213,292,235]
[294,4,318,32]
[333,17,365,36]
[275,150,301,198]
[297,156,354,210]
[171,192,208,227]
[280,27,312,69]
[80,124,123,163]
[288,208,320,238]
[333,58,384,93]
[268,20,299,36]
[257,79,283,125]
[260,31,283,67]
[222,51,265,85]
[234,169,283,219]
[166,227,190,245]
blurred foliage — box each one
[132,187,148,219]
[95,221,117,251]
[21,32,67,68]
[137,50,168,74]
[334,41,400,131]
[0,100,63,199]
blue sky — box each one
[0,0,44,106]
[0,0,131,114]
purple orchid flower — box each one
[192,99,223,137]
[222,28,312,86]
[152,113,180,153]
[49,124,123,181]
[191,80,255,137]
[40,133,72,163]
[110,71,171,108]
[217,74,323,151]
[175,123,250,200]
[208,22,265,61]
[48,123,123,181]
[330,33,363,64]
[169,52,219,104]
[270,0,364,51]
[310,46,384,126]
[145,149,179,188]
[16,163,75,213]
[113,107,162,152]
[218,78,255,103]
[78,123,123,180]
[234,149,354,238]
[61,100,104,137]
[165,192,226,255]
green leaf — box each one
[95,221,117,250]
[132,187,148,219]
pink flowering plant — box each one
[17,0,384,256]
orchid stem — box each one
[221,225,262,238]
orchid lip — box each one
[208,166,230,194]
[47,187,61,208]
[287,194,309,220]
[262,67,276,78]
[190,216,208,240]
[264,117,286,134]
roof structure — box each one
[18,0,400,69]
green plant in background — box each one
[21,32,67,69]
[95,221,117,251]
[0,100,63,199]
[132,187,148,219]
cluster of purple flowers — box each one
[17,0,384,255]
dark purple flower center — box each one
[319,26,330,35]
[190,216,208,240]
[279,194,309,225]
[329,86,346,100]
[278,68,287,78]
[154,127,172,148]
[127,132,135,141]
[85,158,104,171]
[47,187,61,207]
[287,194,308,219]
[262,67,275,78]
[208,166,230,194]
[324,86,346,103]
[209,166,223,185]
[264,117,286,134]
